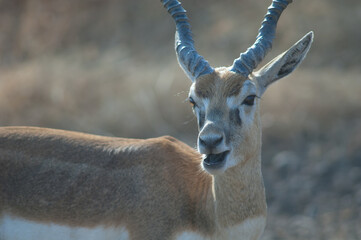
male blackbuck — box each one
[0,0,313,239]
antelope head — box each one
[162,0,313,175]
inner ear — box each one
[255,31,314,95]
[277,37,311,78]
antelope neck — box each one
[212,154,266,228]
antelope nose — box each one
[199,135,223,150]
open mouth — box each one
[203,151,229,169]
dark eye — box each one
[242,95,256,106]
[188,97,197,108]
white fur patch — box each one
[175,216,266,240]
[0,215,129,240]
[175,231,209,240]
[216,216,266,240]
[0,215,265,240]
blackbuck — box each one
[0,0,313,239]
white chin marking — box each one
[0,215,129,240]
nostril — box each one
[199,137,206,147]
[213,136,223,146]
[199,135,223,149]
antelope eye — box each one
[242,95,256,106]
[188,97,197,108]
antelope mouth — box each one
[203,151,229,169]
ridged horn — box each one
[230,0,293,77]
[161,0,214,82]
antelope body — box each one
[0,0,313,239]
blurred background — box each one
[0,0,360,239]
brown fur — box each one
[195,69,247,99]
[0,124,266,239]
[214,157,266,227]
[0,127,214,239]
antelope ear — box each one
[255,31,314,95]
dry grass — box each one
[0,0,360,239]
[261,69,361,240]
